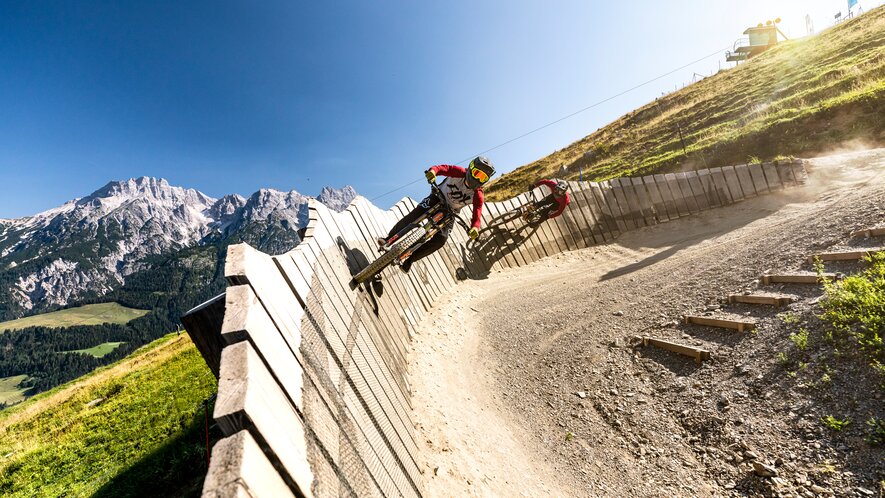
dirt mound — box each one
[410,149,885,497]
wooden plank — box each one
[562,196,590,249]
[721,165,746,202]
[675,172,700,214]
[226,241,422,494]
[663,173,690,217]
[734,164,757,198]
[808,250,881,263]
[748,163,770,194]
[221,285,305,410]
[653,174,679,220]
[565,181,601,245]
[697,169,722,208]
[761,273,839,285]
[282,267,420,498]
[631,176,657,226]
[301,209,414,404]
[601,180,631,232]
[588,182,619,239]
[709,167,734,205]
[280,227,424,498]
[182,293,226,378]
[214,341,315,495]
[727,294,795,306]
[775,162,796,186]
[762,163,783,190]
[790,160,808,184]
[641,175,667,223]
[683,315,756,332]
[577,183,608,243]
[852,227,885,238]
[202,430,297,498]
[638,336,710,364]
[612,178,641,228]
[685,171,709,211]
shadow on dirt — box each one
[601,192,801,282]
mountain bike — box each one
[497,195,560,225]
[351,180,469,285]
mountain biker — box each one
[379,156,496,273]
[528,179,570,220]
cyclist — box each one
[379,156,495,273]
[527,179,571,220]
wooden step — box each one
[636,336,710,364]
[851,227,885,238]
[728,294,795,306]
[760,273,839,285]
[684,315,756,332]
[808,250,881,264]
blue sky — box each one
[0,0,876,218]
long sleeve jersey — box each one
[534,179,570,219]
[428,164,485,229]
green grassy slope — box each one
[487,6,885,200]
[0,333,217,497]
[0,302,149,332]
[0,375,29,406]
[65,341,127,358]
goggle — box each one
[469,166,489,184]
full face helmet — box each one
[466,156,495,189]
[554,179,570,197]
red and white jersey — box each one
[428,164,485,229]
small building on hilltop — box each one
[726,20,787,63]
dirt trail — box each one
[410,149,885,497]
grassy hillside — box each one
[0,302,149,332]
[487,6,885,200]
[0,332,217,497]
[65,341,127,358]
[0,375,29,406]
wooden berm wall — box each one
[182,160,807,497]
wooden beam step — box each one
[760,273,839,285]
[684,315,756,332]
[851,227,885,238]
[636,336,710,364]
[728,294,795,306]
[808,250,881,263]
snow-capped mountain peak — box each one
[0,177,360,315]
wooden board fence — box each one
[183,159,807,497]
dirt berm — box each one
[410,148,885,497]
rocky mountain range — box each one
[0,177,357,319]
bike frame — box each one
[382,183,468,265]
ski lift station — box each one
[726,19,787,62]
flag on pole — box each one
[848,0,858,9]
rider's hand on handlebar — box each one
[468,227,479,240]
[425,170,436,184]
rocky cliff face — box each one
[0,177,358,317]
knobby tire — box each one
[353,228,426,284]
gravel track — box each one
[410,149,885,498]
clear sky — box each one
[0,0,878,218]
